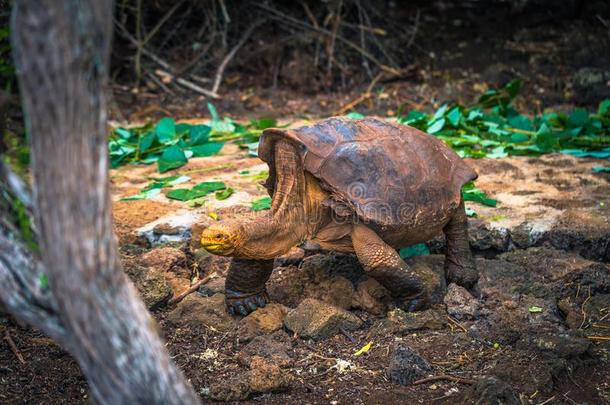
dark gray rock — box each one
[444,283,480,320]
[387,344,432,385]
[473,376,520,405]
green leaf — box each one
[139,131,156,152]
[598,99,610,116]
[157,145,187,173]
[120,188,162,201]
[251,196,272,211]
[155,117,176,144]
[446,107,462,127]
[398,243,430,259]
[189,142,224,157]
[400,110,428,127]
[568,108,588,128]
[115,127,133,139]
[433,104,448,120]
[487,146,508,159]
[508,115,534,132]
[189,125,211,146]
[215,187,234,200]
[427,118,445,134]
[39,274,49,289]
[250,118,278,129]
[534,123,558,152]
[207,102,220,122]
[528,306,543,313]
[462,182,497,207]
[165,188,196,201]
[505,79,522,100]
[192,181,226,194]
[166,183,224,201]
[561,149,610,158]
[345,112,365,120]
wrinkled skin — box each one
[200,118,478,315]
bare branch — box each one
[211,18,265,95]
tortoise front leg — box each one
[225,258,274,316]
[443,199,478,289]
[351,224,427,312]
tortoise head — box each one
[200,220,245,256]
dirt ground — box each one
[2,5,610,405]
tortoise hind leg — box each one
[351,224,427,312]
[225,258,274,316]
[443,198,478,289]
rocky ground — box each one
[2,140,608,404]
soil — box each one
[2,4,610,405]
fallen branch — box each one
[168,272,218,306]
[4,330,26,364]
[447,315,469,333]
[211,19,265,95]
[155,69,220,99]
[413,374,477,385]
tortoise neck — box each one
[235,173,326,260]
[236,212,308,259]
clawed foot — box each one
[446,264,478,289]
[225,289,269,316]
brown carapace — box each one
[201,117,478,315]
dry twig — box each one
[4,330,26,364]
[413,374,476,385]
[168,272,218,306]
[211,19,265,95]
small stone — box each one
[444,283,480,320]
[387,344,432,385]
[167,293,235,332]
[517,332,592,358]
[247,356,290,393]
[137,210,205,245]
[267,265,309,308]
[473,376,520,405]
[237,303,288,342]
[139,246,187,272]
[305,276,355,310]
[238,332,292,368]
[125,264,172,309]
[208,375,250,401]
[284,298,362,339]
[197,276,226,297]
[387,308,447,331]
[352,278,390,315]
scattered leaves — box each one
[396,81,610,159]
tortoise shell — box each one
[258,117,478,227]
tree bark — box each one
[7,1,200,403]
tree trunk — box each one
[8,1,200,403]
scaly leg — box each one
[351,224,426,312]
[225,258,274,316]
[443,199,478,288]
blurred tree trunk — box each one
[5,1,200,403]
